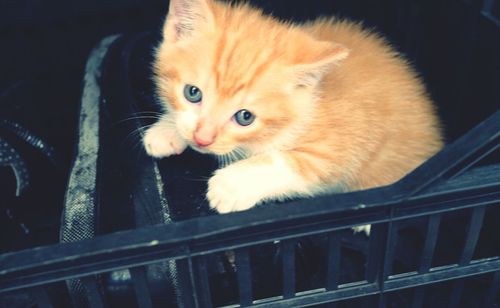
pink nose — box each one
[193,133,215,147]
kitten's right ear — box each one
[163,0,216,43]
[291,41,349,88]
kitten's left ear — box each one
[291,41,349,88]
[163,0,216,43]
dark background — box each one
[1,0,499,161]
[2,0,500,151]
[0,0,499,251]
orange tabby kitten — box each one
[143,0,443,221]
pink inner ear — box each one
[172,0,188,13]
[301,42,349,68]
[171,0,197,18]
[171,0,195,40]
[291,42,349,88]
[167,0,213,42]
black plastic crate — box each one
[0,107,498,307]
[1,0,499,307]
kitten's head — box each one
[154,0,348,157]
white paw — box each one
[207,168,261,214]
[352,224,371,236]
[143,124,187,158]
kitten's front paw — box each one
[207,168,260,214]
[143,124,187,158]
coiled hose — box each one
[0,118,61,196]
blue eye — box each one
[183,85,202,103]
[234,109,255,126]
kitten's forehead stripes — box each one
[212,27,227,92]
[211,23,278,100]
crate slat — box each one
[459,206,486,265]
[366,224,388,283]
[419,214,442,273]
[194,256,212,308]
[448,279,465,308]
[235,248,253,306]
[81,276,105,308]
[382,222,400,280]
[326,232,341,291]
[130,266,153,308]
[282,239,296,299]
[484,271,500,308]
[176,258,196,308]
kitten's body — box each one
[144,0,443,216]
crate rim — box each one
[0,108,498,294]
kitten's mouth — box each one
[189,142,221,155]
[190,144,213,154]
[189,142,234,156]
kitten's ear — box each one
[163,0,216,43]
[292,41,349,88]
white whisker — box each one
[113,115,162,126]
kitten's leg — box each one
[208,151,372,235]
[352,225,371,235]
[207,152,314,213]
[143,114,187,158]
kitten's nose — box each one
[193,128,216,147]
[193,133,214,147]
[194,120,217,147]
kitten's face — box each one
[155,42,300,156]
[154,0,348,157]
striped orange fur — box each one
[144,0,443,216]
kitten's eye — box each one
[234,109,255,126]
[183,85,202,103]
